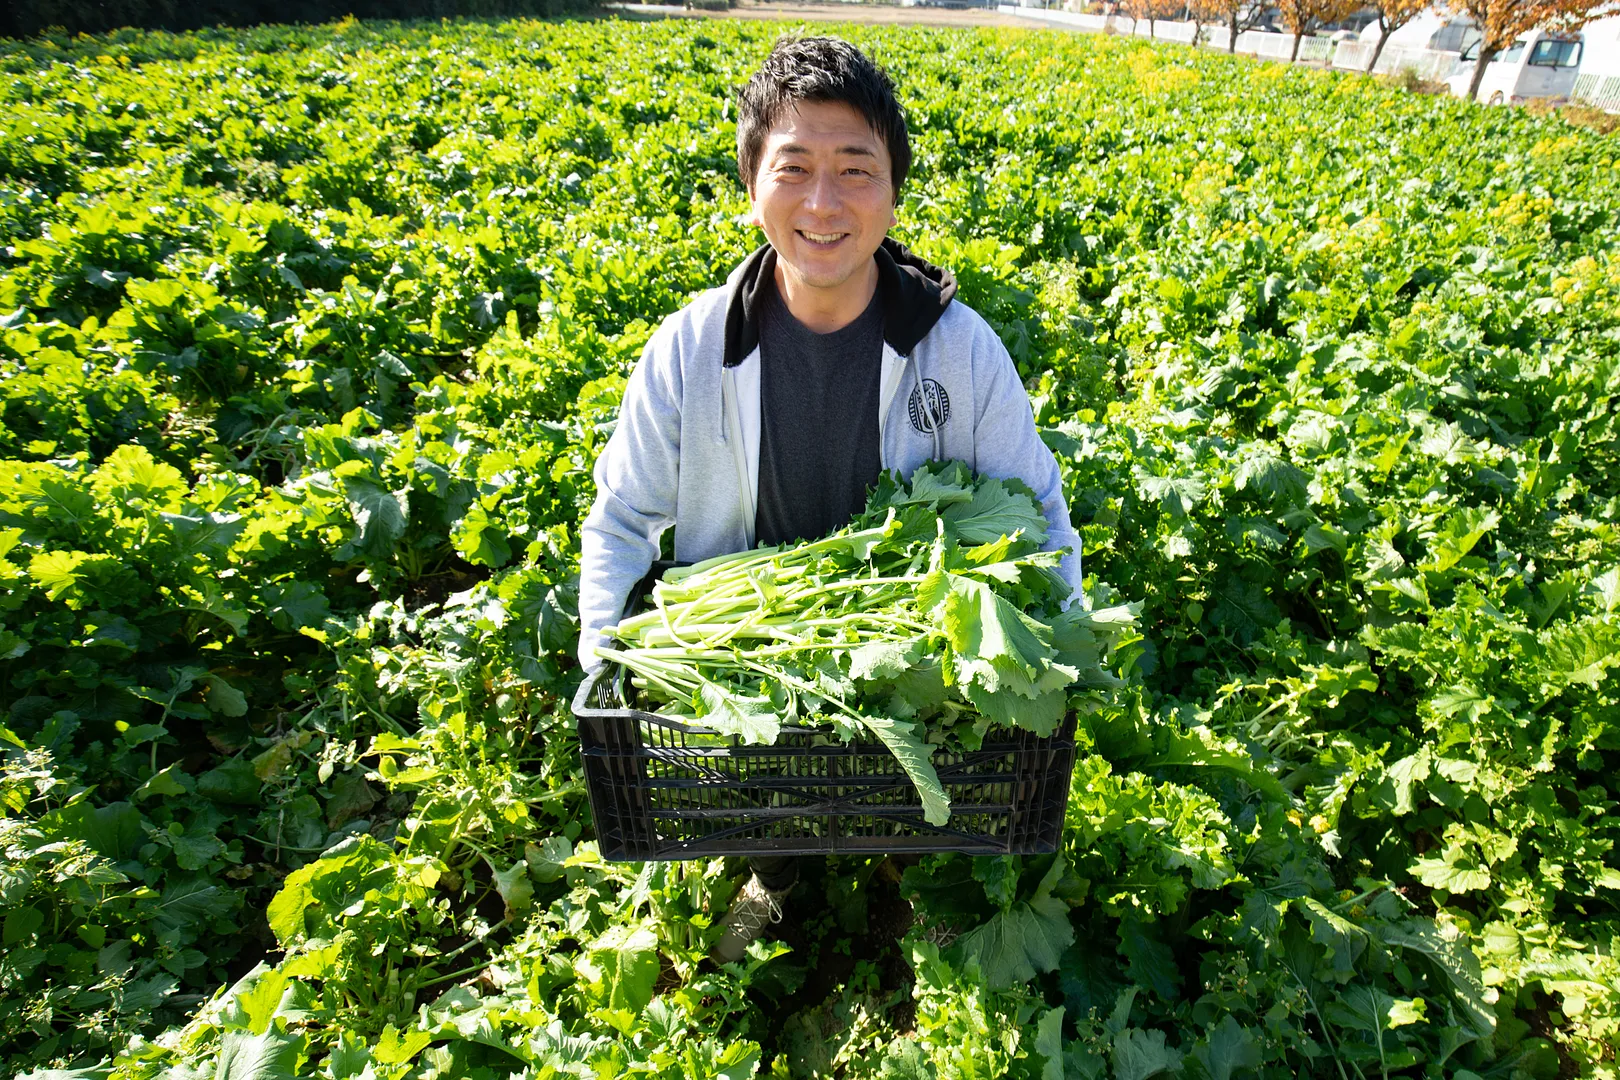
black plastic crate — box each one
[571,656,1078,861]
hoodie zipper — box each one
[721,365,756,550]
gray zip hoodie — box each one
[577,239,1082,670]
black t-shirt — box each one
[753,281,885,547]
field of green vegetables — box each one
[1,13,1617,1079]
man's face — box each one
[747,100,897,295]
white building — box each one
[1579,14,1620,76]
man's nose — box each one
[802,171,841,216]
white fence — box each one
[1572,71,1620,110]
[1002,6,1346,65]
[1130,19,1200,44]
[1234,30,1336,61]
[1332,39,1459,81]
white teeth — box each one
[801,231,845,244]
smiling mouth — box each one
[798,229,848,247]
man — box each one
[577,36,1081,962]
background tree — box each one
[1450,0,1608,100]
[1189,0,1230,44]
[1215,0,1268,52]
[1126,0,1185,36]
[1363,0,1431,71]
[1278,0,1364,61]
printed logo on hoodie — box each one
[908,379,951,435]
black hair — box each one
[736,36,911,205]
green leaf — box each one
[713,1042,761,1080]
[1421,507,1499,573]
[574,922,659,1013]
[1323,985,1428,1033]
[896,461,975,511]
[1529,622,1619,693]
[1117,918,1181,1001]
[324,1032,372,1078]
[856,713,950,827]
[163,509,246,559]
[343,478,408,555]
[697,681,780,745]
[324,771,377,830]
[1430,683,1490,722]
[182,578,251,635]
[260,581,330,632]
[1035,1007,1066,1080]
[1419,421,1482,465]
[1059,940,1128,1020]
[372,1025,433,1066]
[266,864,331,948]
[942,475,1048,546]
[452,501,512,568]
[229,964,291,1035]
[203,674,248,717]
[198,758,262,806]
[1302,522,1348,556]
[878,1039,934,1080]
[1378,919,1495,1038]
[1372,750,1431,815]
[1297,897,1370,981]
[1412,854,1491,893]
[932,572,1062,699]
[93,444,187,505]
[886,658,952,718]
[951,855,1074,988]
[849,640,918,682]
[526,836,574,884]
[1134,472,1207,518]
[974,857,1021,910]
[1233,450,1307,506]
[167,827,227,871]
[27,550,125,607]
[491,859,534,919]
[1591,566,1620,613]
[152,878,237,933]
[3,906,43,947]
[964,681,1067,736]
[1207,574,1281,644]
[1386,996,1428,1027]
[52,801,143,862]
[134,764,191,801]
[1110,1027,1181,1080]
[215,1025,301,1080]
[1192,1015,1262,1080]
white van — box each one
[1445,29,1585,104]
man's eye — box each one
[844,168,869,177]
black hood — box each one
[722,238,958,368]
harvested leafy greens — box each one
[595,461,1139,825]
